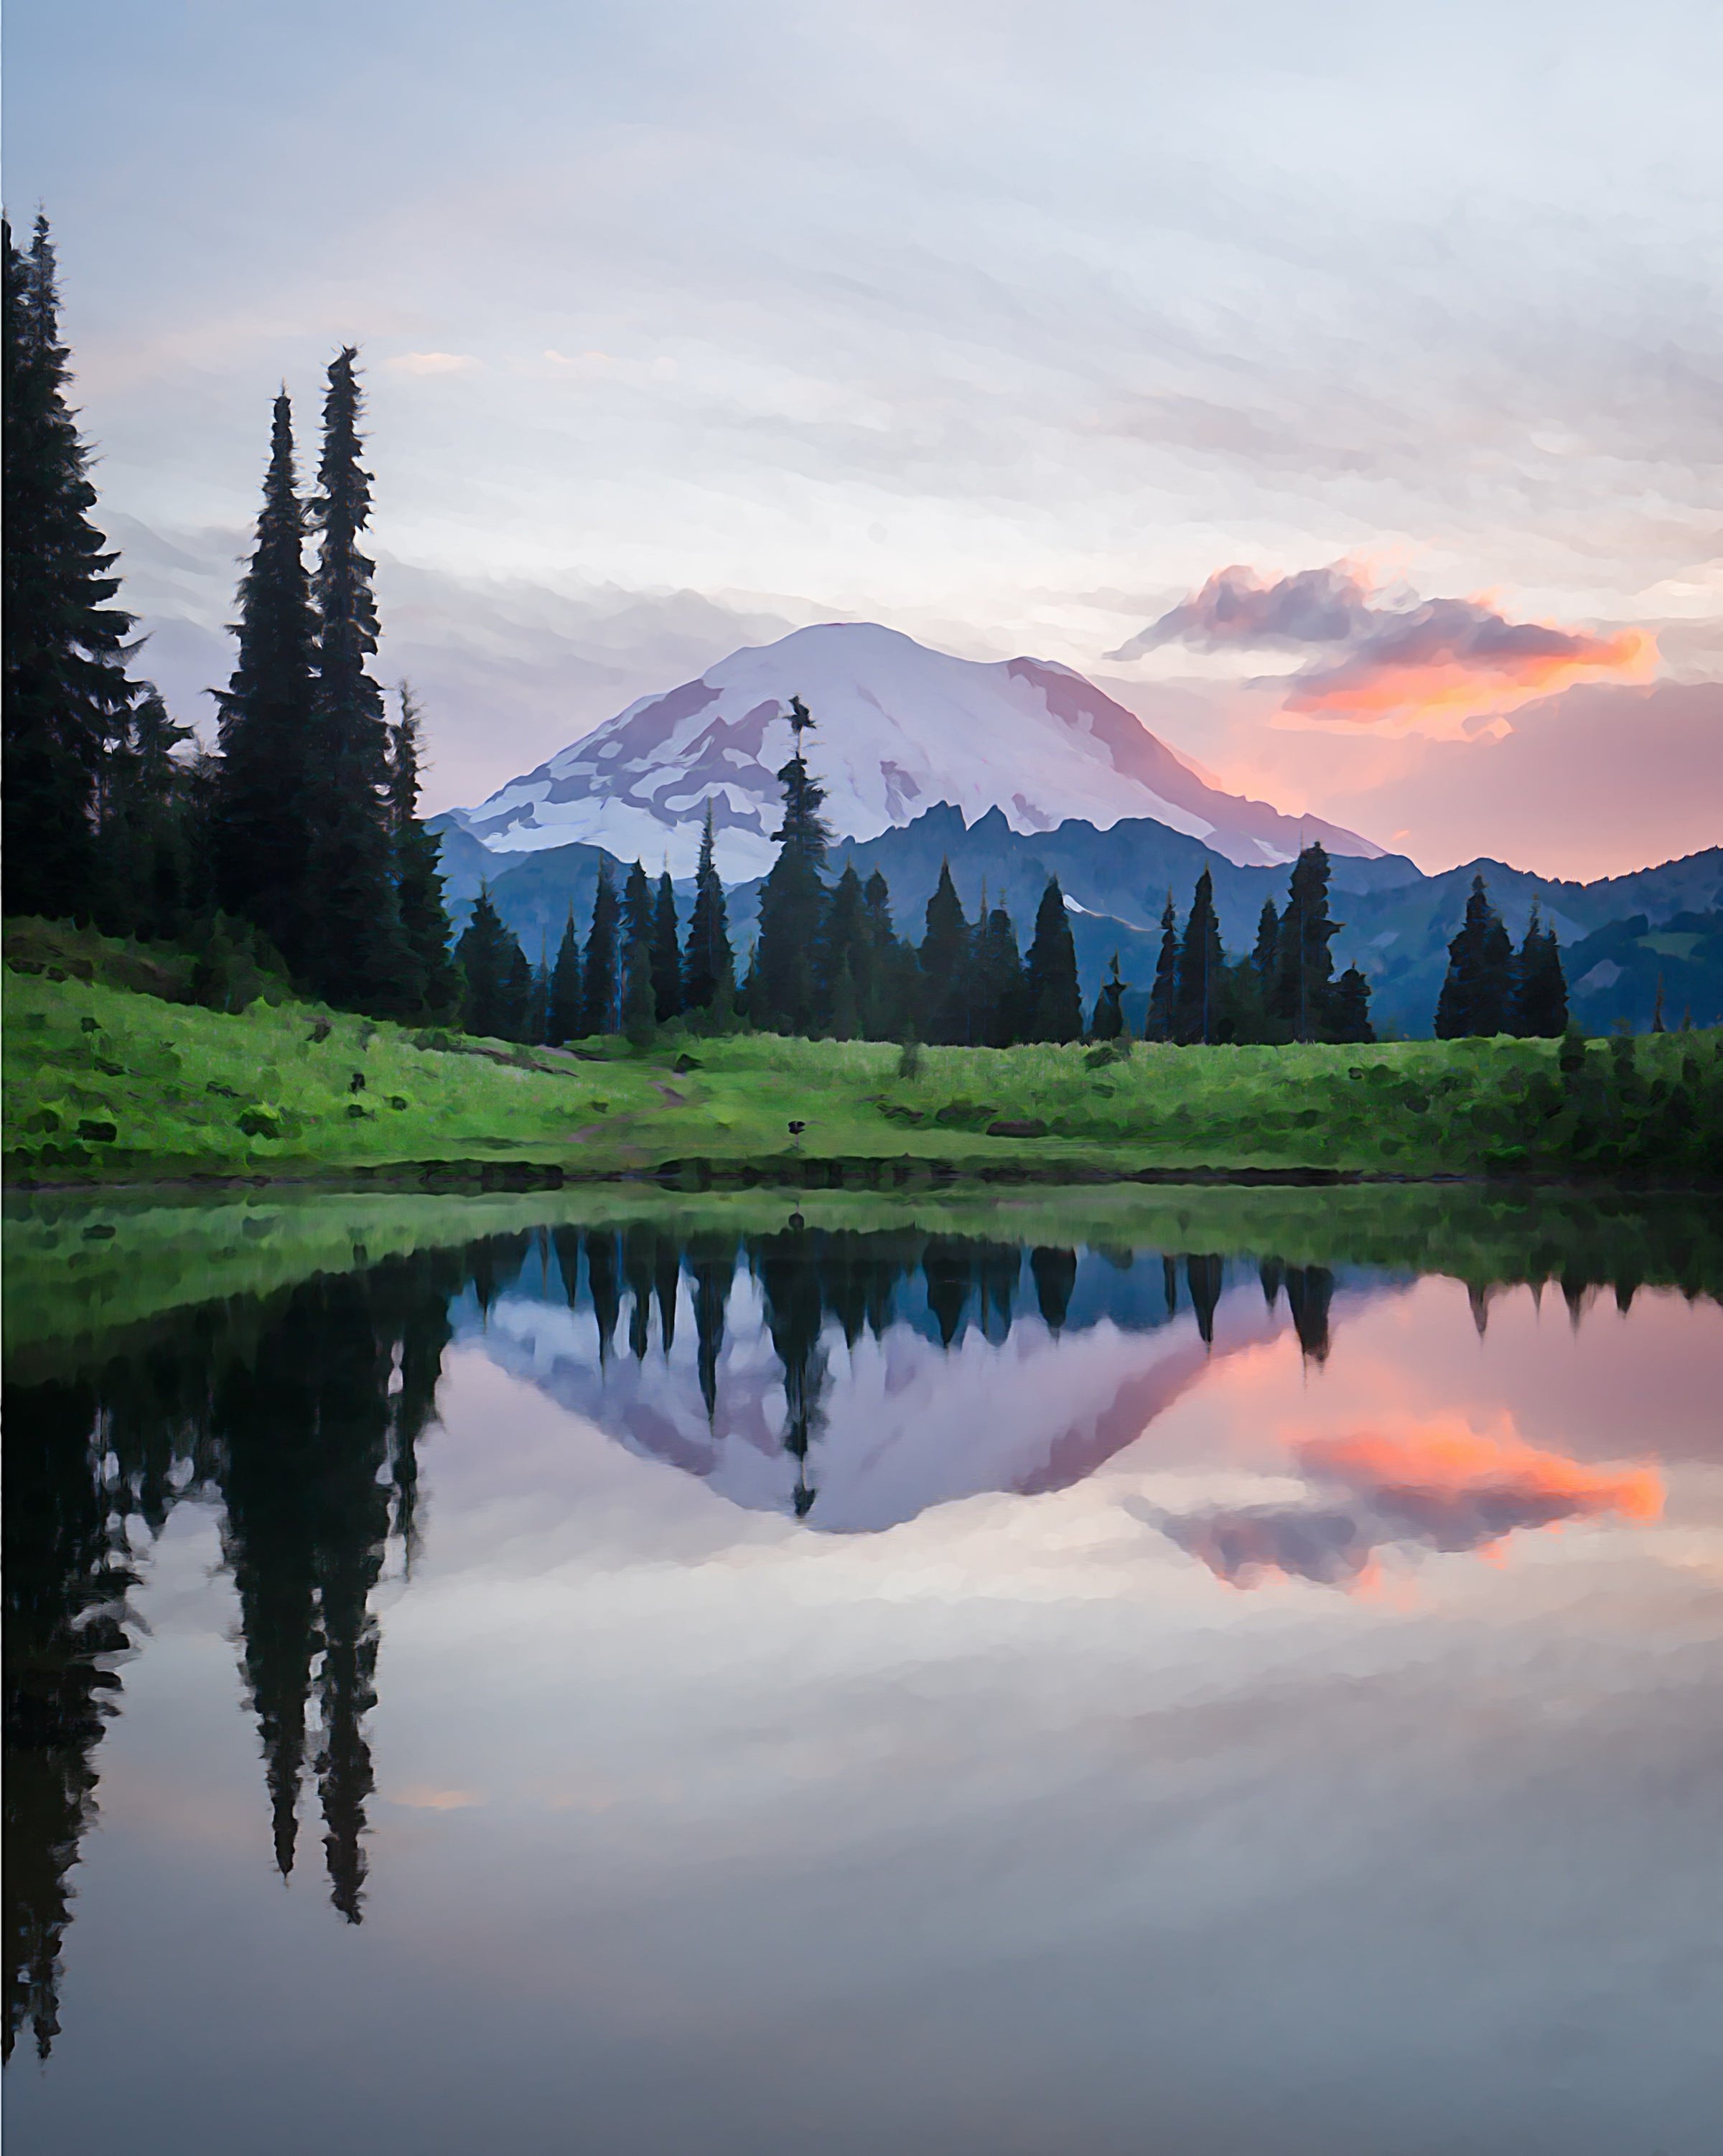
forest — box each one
[6,214,1580,1059]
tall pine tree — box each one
[1510,904,1568,1037]
[4,216,140,922]
[580,858,620,1036]
[1435,873,1513,1037]
[388,685,459,1019]
[1271,844,1340,1043]
[753,696,831,1034]
[1022,878,1082,1042]
[681,805,734,1017]
[1146,891,1180,1042]
[650,871,681,1021]
[302,350,414,1013]
[456,889,516,1038]
[972,901,1024,1047]
[213,390,318,969]
[547,909,582,1044]
[919,861,973,1044]
[1175,868,1225,1044]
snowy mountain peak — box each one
[454,621,1381,881]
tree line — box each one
[4,212,1583,1051]
[460,699,1386,1052]
[4,215,457,1018]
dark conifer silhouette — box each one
[1147,891,1179,1041]
[547,909,582,1044]
[1175,868,1225,1044]
[1023,878,1083,1042]
[920,861,973,1044]
[1510,905,1569,1037]
[1271,844,1340,1042]
[3,217,141,922]
[1030,1246,1078,1331]
[681,805,734,1018]
[1185,1253,1224,1346]
[972,899,1025,1046]
[457,889,520,1039]
[753,697,831,1033]
[1435,873,1514,1037]
[650,871,682,1022]
[1329,964,1375,1044]
[580,859,620,1036]
[213,389,319,966]
[388,686,461,1019]
[1091,952,1128,1040]
[302,350,415,1013]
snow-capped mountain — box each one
[451,622,1381,881]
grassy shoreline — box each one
[6,947,1722,1191]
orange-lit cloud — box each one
[1149,1412,1663,1590]
[1113,562,1656,740]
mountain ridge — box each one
[447,620,1382,880]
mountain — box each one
[446,621,1383,881]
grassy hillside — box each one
[6,945,1721,1186]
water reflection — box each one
[4,1195,1718,2075]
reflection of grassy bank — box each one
[9,1182,1719,1369]
[7,962,1722,1188]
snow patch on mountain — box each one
[454,621,1381,881]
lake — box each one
[4,1184,1720,2155]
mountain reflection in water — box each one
[4,1198,1717,2124]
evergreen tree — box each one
[1023,878,1082,1042]
[650,871,682,1022]
[213,389,318,968]
[1329,964,1375,1043]
[302,349,414,1013]
[528,955,551,1045]
[622,927,655,1049]
[1435,873,1514,1037]
[973,901,1025,1047]
[862,869,917,1039]
[1252,898,1279,988]
[387,685,459,1019]
[1147,891,1179,1041]
[499,940,533,1043]
[754,697,831,1034]
[682,805,734,1016]
[1510,905,1569,1038]
[1271,844,1340,1042]
[818,863,873,1035]
[547,909,582,1044]
[102,687,198,941]
[580,858,620,1035]
[1091,952,1128,1041]
[4,216,141,922]
[455,888,515,1038]
[919,861,973,1044]
[1175,868,1225,1044]
[622,859,653,961]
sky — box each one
[5,0,1720,880]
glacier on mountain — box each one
[452,621,1381,881]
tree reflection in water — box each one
[5,1199,1717,2062]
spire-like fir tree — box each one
[303,349,415,1012]
[3,216,141,922]
[1271,844,1340,1043]
[1435,873,1513,1037]
[456,889,517,1038]
[1147,891,1179,1041]
[754,696,831,1034]
[1509,904,1569,1038]
[682,805,734,1016]
[1329,964,1375,1043]
[1091,952,1129,1041]
[972,901,1024,1046]
[580,859,620,1036]
[213,389,318,968]
[919,861,972,1044]
[387,685,459,1019]
[1175,868,1225,1044]
[650,871,682,1022]
[547,909,582,1044]
[1252,899,1279,988]
[1022,877,1083,1042]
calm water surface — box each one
[5,1189,1720,2154]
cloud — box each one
[387,352,482,376]
[1144,1414,1662,1590]
[1113,563,1656,739]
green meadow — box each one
[6,932,1720,1189]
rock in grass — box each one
[986,1118,1047,1138]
